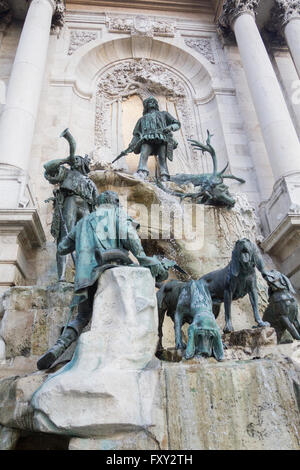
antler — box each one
[188,130,217,175]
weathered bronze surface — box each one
[156,131,245,208]
[44,129,98,281]
[113,96,181,180]
[201,239,269,333]
[263,270,300,343]
[37,190,171,370]
[157,279,224,360]
[157,239,270,344]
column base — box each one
[260,172,300,288]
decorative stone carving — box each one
[97,59,186,102]
[132,15,153,37]
[107,16,133,33]
[94,59,195,168]
[274,0,300,29]
[0,0,12,31]
[95,58,186,150]
[106,14,175,37]
[68,30,97,55]
[184,38,215,64]
[152,19,175,36]
[267,0,300,38]
[218,0,259,35]
[51,0,65,31]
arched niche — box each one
[93,58,203,174]
[64,36,227,175]
[66,36,214,101]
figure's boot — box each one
[37,327,78,370]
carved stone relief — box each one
[68,30,98,55]
[94,59,198,171]
[51,0,65,31]
[274,0,300,28]
[106,14,175,37]
[267,0,300,37]
[184,38,215,64]
[0,0,12,32]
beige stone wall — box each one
[0,4,299,286]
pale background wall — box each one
[0,5,299,284]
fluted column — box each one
[273,0,300,78]
[0,0,57,173]
[219,0,300,182]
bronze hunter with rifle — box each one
[112,96,181,181]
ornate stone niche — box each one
[94,58,200,175]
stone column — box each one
[219,1,300,289]
[219,0,300,182]
[273,0,300,78]
[0,0,65,289]
[0,0,56,175]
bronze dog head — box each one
[230,238,265,277]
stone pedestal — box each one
[30,267,163,439]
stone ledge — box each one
[260,213,300,255]
[0,209,46,248]
[0,209,46,289]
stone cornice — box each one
[218,0,259,35]
[66,0,213,14]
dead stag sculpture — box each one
[156,130,245,209]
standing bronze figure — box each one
[113,96,181,181]
[44,129,98,281]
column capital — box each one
[51,0,65,30]
[271,0,300,33]
[218,0,259,35]
[0,0,12,30]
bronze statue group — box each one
[37,96,300,370]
